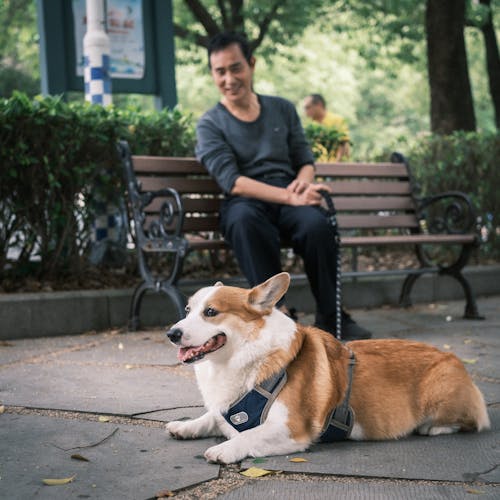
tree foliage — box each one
[474,0,500,129]
[0,0,39,97]
[172,0,326,56]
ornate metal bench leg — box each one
[160,283,187,322]
[399,273,421,308]
[441,270,485,320]
[128,281,151,331]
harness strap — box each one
[223,369,287,431]
[319,350,356,442]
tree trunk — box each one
[426,0,476,133]
[480,0,500,130]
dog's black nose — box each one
[166,328,183,344]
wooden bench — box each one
[119,141,482,331]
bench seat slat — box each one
[341,234,477,246]
[187,238,227,250]
[173,233,478,251]
[144,215,220,232]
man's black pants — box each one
[220,181,341,327]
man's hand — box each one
[286,181,332,206]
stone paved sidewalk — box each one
[0,297,498,499]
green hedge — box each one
[0,92,195,281]
[407,131,500,259]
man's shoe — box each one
[314,316,372,341]
[341,320,372,341]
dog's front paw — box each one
[166,420,196,440]
[204,440,246,464]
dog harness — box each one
[223,369,288,432]
[222,351,356,441]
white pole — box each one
[83,0,112,105]
[84,0,124,262]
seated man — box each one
[303,93,351,161]
[195,32,371,340]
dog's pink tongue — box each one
[178,345,200,362]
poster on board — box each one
[72,0,145,79]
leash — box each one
[319,190,342,340]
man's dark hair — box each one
[310,93,326,108]
[207,32,253,68]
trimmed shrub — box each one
[407,131,500,259]
[0,92,195,282]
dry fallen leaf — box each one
[155,488,175,498]
[71,454,89,462]
[465,488,486,495]
[240,467,274,478]
[42,475,76,486]
[289,457,308,462]
[462,358,478,365]
[0,405,5,414]
[98,416,110,423]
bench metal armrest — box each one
[414,191,479,273]
[132,187,189,255]
[416,191,478,236]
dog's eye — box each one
[204,307,218,317]
[185,305,191,314]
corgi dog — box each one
[166,273,490,464]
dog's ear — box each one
[248,273,290,313]
[214,281,223,287]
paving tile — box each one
[240,408,500,482]
[0,362,199,415]
[0,413,219,499]
[54,330,179,366]
[220,479,500,500]
[0,332,111,365]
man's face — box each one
[210,43,255,105]
[303,97,321,121]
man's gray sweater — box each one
[195,95,315,194]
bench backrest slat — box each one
[132,156,204,174]
[326,180,412,195]
[333,196,415,211]
[337,214,419,229]
[145,197,222,214]
[138,176,221,194]
[316,162,409,177]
